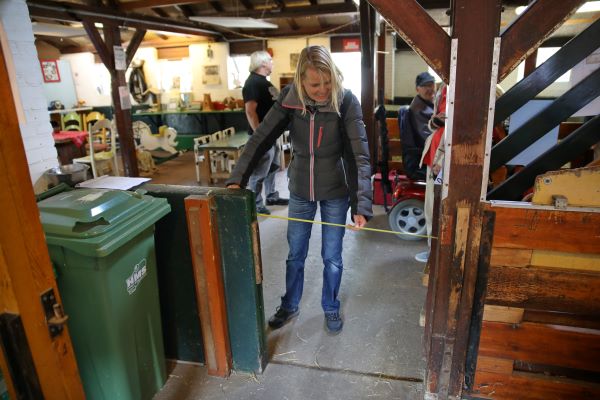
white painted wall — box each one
[267,37,329,91]
[1,0,58,193]
[61,52,111,106]
[190,42,238,103]
[394,51,430,99]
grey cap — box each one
[416,72,435,87]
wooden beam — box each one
[425,1,502,397]
[185,196,231,377]
[0,38,85,400]
[494,17,600,125]
[464,211,496,391]
[488,115,600,201]
[120,0,201,11]
[473,370,600,399]
[479,321,600,373]
[102,23,139,176]
[498,0,584,81]
[490,68,600,172]
[151,7,170,18]
[486,265,600,315]
[239,0,253,9]
[488,205,600,255]
[209,0,223,12]
[287,18,299,31]
[368,0,451,83]
[360,0,376,169]
[376,21,386,103]
[175,4,194,18]
[126,28,146,67]
[27,0,221,38]
[81,18,111,69]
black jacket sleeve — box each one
[226,88,291,187]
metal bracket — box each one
[40,288,69,339]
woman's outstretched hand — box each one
[352,215,367,230]
[227,184,241,189]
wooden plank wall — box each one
[469,205,600,399]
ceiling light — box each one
[578,1,600,12]
[189,17,278,29]
[151,30,192,38]
[516,1,600,15]
[32,22,87,37]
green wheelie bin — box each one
[38,188,171,400]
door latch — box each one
[40,288,69,339]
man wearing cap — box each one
[410,72,436,142]
[399,72,436,181]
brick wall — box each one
[1,0,58,193]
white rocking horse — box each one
[132,120,179,154]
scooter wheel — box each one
[388,198,426,241]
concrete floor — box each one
[151,151,428,400]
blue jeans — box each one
[281,193,349,313]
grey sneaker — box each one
[324,312,343,334]
[415,251,429,263]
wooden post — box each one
[103,23,139,177]
[0,39,85,400]
[82,20,142,176]
[360,0,376,168]
[425,1,502,397]
[185,195,231,377]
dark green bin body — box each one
[143,185,267,373]
[38,189,170,400]
[142,185,206,363]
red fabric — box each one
[52,131,88,148]
[422,86,447,167]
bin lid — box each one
[38,189,162,239]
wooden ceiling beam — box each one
[27,0,221,38]
[151,7,170,17]
[368,0,451,82]
[119,0,203,11]
[239,0,253,9]
[126,28,146,65]
[287,18,299,31]
[175,4,194,18]
[223,22,359,39]
[208,0,224,12]
[498,0,585,81]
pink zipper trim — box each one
[317,126,323,148]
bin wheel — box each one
[388,198,426,241]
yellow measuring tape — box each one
[257,213,435,239]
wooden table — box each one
[135,109,244,136]
[52,130,88,165]
[196,132,249,185]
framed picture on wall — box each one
[40,60,61,83]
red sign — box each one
[342,38,361,52]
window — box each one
[228,55,251,90]
[332,52,362,101]
[516,47,571,83]
[158,58,192,92]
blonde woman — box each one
[227,45,372,334]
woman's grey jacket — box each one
[227,85,372,219]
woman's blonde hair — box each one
[293,45,344,114]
